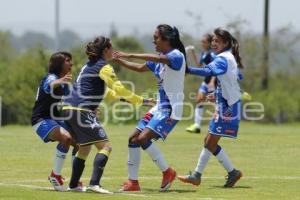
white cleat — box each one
[67,186,86,192]
[48,171,65,192]
[86,185,113,194]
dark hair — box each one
[203,33,213,44]
[204,76,212,84]
[86,36,112,62]
[214,28,244,69]
[157,24,187,68]
[48,51,72,76]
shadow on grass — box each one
[142,188,197,193]
[209,185,252,189]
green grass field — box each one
[0,122,300,200]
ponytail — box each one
[231,36,244,69]
[85,36,112,63]
[171,26,187,68]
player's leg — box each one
[137,128,176,192]
[86,141,112,194]
[209,136,242,187]
[121,112,153,192]
[120,129,142,192]
[178,133,213,186]
[68,145,91,191]
[186,91,206,133]
[43,123,72,191]
[136,114,178,192]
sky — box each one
[0,0,299,39]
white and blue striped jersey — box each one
[188,50,241,106]
[146,49,186,120]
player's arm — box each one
[104,87,121,101]
[113,51,170,65]
[99,64,154,106]
[113,58,149,72]
[186,45,201,67]
[43,73,71,94]
[187,57,228,77]
[50,72,72,89]
[192,51,203,67]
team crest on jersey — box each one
[216,126,222,133]
[98,128,106,138]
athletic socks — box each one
[194,105,204,127]
[142,142,168,172]
[128,144,141,180]
[53,143,68,175]
[69,155,86,188]
[194,147,212,174]
[71,147,78,165]
[214,145,234,173]
[89,149,110,186]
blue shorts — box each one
[208,100,241,138]
[198,82,208,94]
[136,111,178,140]
[32,119,70,143]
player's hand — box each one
[142,98,157,106]
[60,72,72,83]
[206,93,216,103]
[185,45,195,52]
[113,51,129,59]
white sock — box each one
[215,148,234,172]
[194,106,204,127]
[53,149,67,175]
[195,148,212,173]
[128,147,141,180]
[144,143,168,172]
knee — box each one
[61,135,72,148]
[136,135,149,146]
[204,142,217,154]
[104,143,112,153]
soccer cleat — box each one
[241,92,252,101]
[224,169,242,188]
[67,181,86,192]
[86,185,113,194]
[160,167,176,192]
[178,171,201,186]
[185,124,201,133]
[48,171,65,191]
[119,180,141,192]
[67,186,86,192]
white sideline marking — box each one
[0,182,53,190]
[9,175,300,184]
[0,182,149,197]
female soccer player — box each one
[178,28,243,188]
[185,33,216,134]
[62,36,153,193]
[113,24,186,192]
[31,52,77,191]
